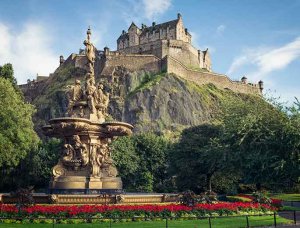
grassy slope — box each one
[0,216,292,227]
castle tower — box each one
[116,14,212,72]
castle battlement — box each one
[19,14,263,98]
[117,14,212,72]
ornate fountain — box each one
[42,28,133,194]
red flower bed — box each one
[237,194,282,208]
[0,202,276,219]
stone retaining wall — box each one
[164,55,261,95]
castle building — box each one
[117,13,212,72]
[19,14,263,97]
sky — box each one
[0,0,299,103]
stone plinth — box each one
[43,118,133,194]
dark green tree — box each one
[0,63,18,89]
[111,136,140,191]
[112,133,170,192]
[170,124,231,193]
[221,96,300,191]
[0,138,62,191]
[0,77,39,168]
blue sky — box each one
[0,0,299,103]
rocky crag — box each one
[19,22,263,137]
[21,61,259,137]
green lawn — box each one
[0,215,293,228]
[271,193,300,201]
[282,206,300,211]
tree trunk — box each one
[206,174,213,193]
[256,182,262,191]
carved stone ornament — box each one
[44,28,133,194]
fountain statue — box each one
[42,28,133,194]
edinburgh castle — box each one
[20,14,263,97]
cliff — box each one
[26,63,261,137]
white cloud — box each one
[189,31,215,53]
[0,22,58,84]
[143,0,172,21]
[227,37,300,80]
[120,0,172,24]
[216,24,226,35]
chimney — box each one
[59,55,65,66]
[104,46,110,56]
[258,80,264,92]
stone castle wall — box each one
[118,39,200,70]
[163,40,199,68]
[19,52,261,98]
[19,79,49,102]
[163,55,261,94]
[101,52,161,76]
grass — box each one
[126,72,166,98]
[282,206,300,211]
[186,65,209,73]
[271,193,300,201]
[0,215,293,228]
[226,196,252,203]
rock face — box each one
[122,74,216,133]
[24,64,252,137]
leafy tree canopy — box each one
[170,124,232,193]
[220,95,300,190]
[112,133,170,192]
[0,63,17,89]
[0,77,39,167]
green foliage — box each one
[0,138,62,192]
[24,138,62,189]
[127,72,166,98]
[252,191,272,205]
[220,95,300,191]
[0,63,17,87]
[211,172,241,194]
[112,133,170,192]
[170,124,230,193]
[111,136,140,191]
[0,78,39,168]
[281,206,300,211]
[270,193,300,201]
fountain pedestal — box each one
[42,27,133,194]
[43,118,133,194]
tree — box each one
[134,133,170,192]
[0,138,62,191]
[0,63,18,89]
[0,78,39,168]
[170,124,231,193]
[221,95,300,191]
[111,136,140,191]
[112,133,170,192]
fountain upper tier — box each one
[43,118,133,138]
